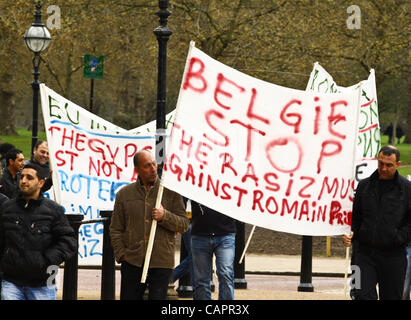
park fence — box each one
[63,211,115,300]
[62,214,315,300]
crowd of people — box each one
[0,138,410,301]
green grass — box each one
[379,135,411,177]
[399,166,411,178]
[380,135,411,165]
[0,128,47,159]
[399,145,411,165]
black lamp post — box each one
[234,221,247,289]
[24,1,51,156]
[297,235,314,292]
[154,0,172,176]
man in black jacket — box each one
[0,142,16,179]
[0,148,25,199]
[0,193,7,206]
[0,163,77,300]
[190,201,236,300]
[0,193,8,299]
[343,145,411,300]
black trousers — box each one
[355,249,407,300]
[120,261,172,300]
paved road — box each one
[55,254,351,300]
[56,270,349,300]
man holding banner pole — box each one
[109,150,189,300]
[343,145,411,300]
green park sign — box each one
[83,55,104,79]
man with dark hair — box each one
[0,143,16,179]
[26,141,52,193]
[0,149,25,199]
[0,163,77,300]
[343,145,411,300]
[110,150,189,300]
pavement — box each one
[55,253,352,300]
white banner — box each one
[128,110,176,135]
[40,84,176,135]
[306,62,381,184]
[40,84,174,264]
[161,44,361,236]
[40,85,127,133]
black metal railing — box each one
[62,211,115,300]
[62,213,315,300]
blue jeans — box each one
[191,233,235,300]
[1,280,57,300]
[403,247,411,300]
[173,223,194,284]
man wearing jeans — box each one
[190,201,236,300]
[0,163,77,300]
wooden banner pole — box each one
[343,246,350,298]
[239,225,256,264]
[141,184,164,283]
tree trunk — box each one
[392,113,398,145]
[405,108,411,144]
[0,71,17,136]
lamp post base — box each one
[234,278,248,289]
[297,283,314,292]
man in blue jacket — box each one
[343,145,411,300]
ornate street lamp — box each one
[24,1,51,155]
